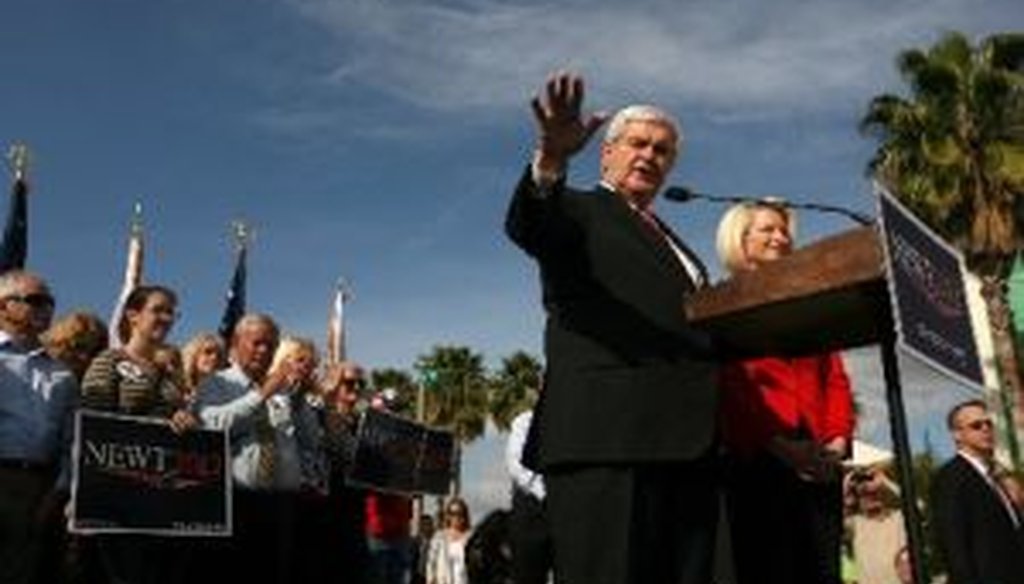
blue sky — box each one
[3,0,1021,513]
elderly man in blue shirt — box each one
[194,313,319,584]
[0,270,78,584]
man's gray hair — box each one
[232,313,279,341]
[603,105,682,147]
[0,270,46,299]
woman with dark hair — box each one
[79,284,196,584]
[427,497,474,584]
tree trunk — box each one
[980,276,1024,469]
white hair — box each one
[0,270,47,299]
[603,105,682,147]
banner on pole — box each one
[876,184,985,390]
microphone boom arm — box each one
[663,186,873,227]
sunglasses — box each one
[341,377,366,389]
[964,419,994,431]
[6,292,55,309]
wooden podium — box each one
[685,225,930,584]
[685,226,889,356]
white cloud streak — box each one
[283,0,1021,116]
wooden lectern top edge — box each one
[686,226,885,322]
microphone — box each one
[663,186,874,227]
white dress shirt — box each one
[506,410,545,500]
[195,364,311,491]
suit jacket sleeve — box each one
[505,165,711,353]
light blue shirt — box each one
[194,363,317,491]
[0,330,78,483]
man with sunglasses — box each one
[0,271,78,584]
[931,399,1024,583]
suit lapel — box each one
[595,186,700,290]
[651,212,710,287]
[957,456,1022,529]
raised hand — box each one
[530,72,608,176]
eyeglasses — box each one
[964,419,994,431]
[5,293,55,309]
[341,377,366,389]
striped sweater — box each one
[80,348,181,417]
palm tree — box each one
[488,351,543,432]
[860,31,1024,463]
[414,345,490,493]
[369,367,418,419]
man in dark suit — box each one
[505,72,718,584]
[931,399,1024,584]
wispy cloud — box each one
[283,0,1020,117]
[844,347,982,454]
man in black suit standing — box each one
[931,399,1024,584]
[505,72,718,584]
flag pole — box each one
[1,142,31,272]
[218,220,250,343]
[108,202,145,348]
[327,278,353,365]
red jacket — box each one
[365,492,412,540]
[719,353,855,456]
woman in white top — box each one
[427,497,473,584]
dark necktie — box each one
[635,207,706,288]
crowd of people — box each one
[0,270,487,584]
[6,68,1024,584]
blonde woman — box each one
[716,201,855,584]
[268,336,331,581]
[180,332,225,401]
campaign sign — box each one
[876,185,984,389]
[70,410,231,536]
[348,409,456,495]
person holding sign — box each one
[79,284,198,584]
[715,201,855,584]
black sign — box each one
[348,409,456,495]
[70,410,231,536]
[877,186,984,389]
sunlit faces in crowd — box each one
[231,315,280,382]
[0,271,56,338]
[182,332,226,394]
[120,286,178,346]
[269,336,319,390]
